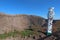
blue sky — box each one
[0,0,60,19]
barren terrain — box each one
[0,13,60,40]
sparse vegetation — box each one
[0,30,20,39]
[0,29,34,39]
[20,30,33,38]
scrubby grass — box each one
[0,30,20,39]
[20,30,33,38]
[0,30,34,39]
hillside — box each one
[0,13,60,40]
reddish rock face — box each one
[0,14,45,34]
[0,14,31,34]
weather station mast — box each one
[47,7,55,36]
